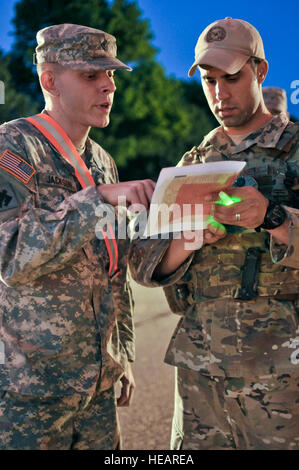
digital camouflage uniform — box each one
[0,24,134,450]
[129,113,299,450]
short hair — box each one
[247,56,263,75]
[36,63,65,104]
[36,62,64,78]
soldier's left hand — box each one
[117,363,136,407]
[212,186,269,229]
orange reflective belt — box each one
[26,113,119,280]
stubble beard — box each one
[216,108,253,129]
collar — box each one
[202,113,290,157]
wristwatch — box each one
[258,200,287,230]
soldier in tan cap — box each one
[0,24,155,449]
[129,17,299,450]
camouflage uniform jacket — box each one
[129,113,299,377]
[0,117,135,396]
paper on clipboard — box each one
[143,160,246,237]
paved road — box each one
[117,280,178,450]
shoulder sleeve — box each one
[270,123,299,267]
[270,206,299,268]
[0,122,108,287]
[112,254,135,363]
[129,237,194,287]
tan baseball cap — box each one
[262,87,288,114]
[34,23,132,72]
[188,17,265,77]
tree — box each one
[0,50,38,123]
[5,0,215,179]
[91,63,216,179]
[8,0,156,103]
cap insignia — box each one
[206,26,226,42]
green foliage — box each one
[0,50,38,123]
[91,64,216,180]
[106,0,156,62]
[3,0,215,180]
[8,0,156,101]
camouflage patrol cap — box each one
[34,23,132,72]
[263,87,288,114]
[188,17,265,77]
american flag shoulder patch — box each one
[0,149,36,184]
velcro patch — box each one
[0,149,36,184]
[38,173,77,192]
[0,183,18,212]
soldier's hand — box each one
[98,180,156,211]
[203,220,227,245]
[117,363,136,407]
[212,186,269,229]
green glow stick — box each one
[214,191,242,206]
[206,214,226,231]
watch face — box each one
[260,201,287,230]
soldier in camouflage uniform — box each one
[263,86,289,116]
[0,24,155,449]
[129,18,299,450]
